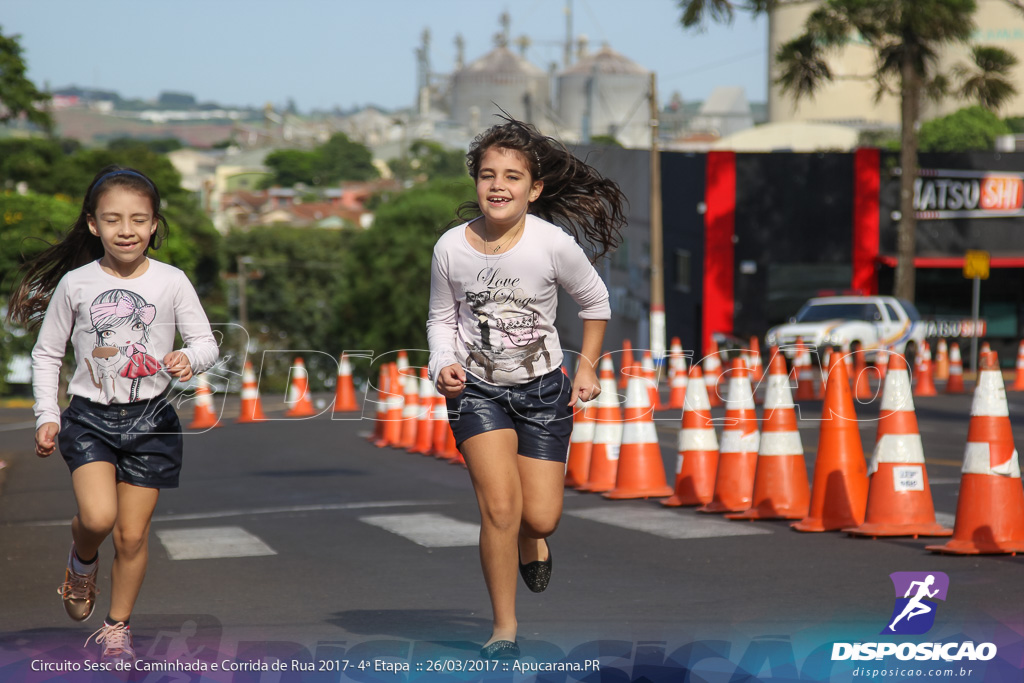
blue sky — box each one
[4,0,767,112]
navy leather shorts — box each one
[446,369,574,462]
[58,394,184,489]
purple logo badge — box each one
[882,572,949,635]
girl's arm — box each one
[426,246,462,390]
[30,276,73,432]
[571,319,606,406]
[167,270,219,380]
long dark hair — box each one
[458,117,626,262]
[6,165,167,328]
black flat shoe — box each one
[480,639,520,660]
[518,539,552,593]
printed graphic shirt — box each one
[427,214,611,386]
[32,259,220,429]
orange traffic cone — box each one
[432,392,458,461]
[579,356,622,493]
[748,336,764,383]
[642,352,663,411]
[791,350,869,532]
[663,364,718,506]
[667,337,684,380]
[794,338,818,402]
[410,368,436,455]
[619,340,635,390]
[376,363,404,447]
[980,341,991,356]
[284,357,316,417]
[852,347,875,401]
[875,347,889,383]
[945,343,965,394]
[1012,340,1024,391]
[818,345,832,399]
[333,353,360,412]
[667,345,688,410]
[703,339,724,408]
[699,359,759,513]
[236,361,266,423]
[934,338,949,381]
[928,351,1024,554]
[565,397,597,488]
[188,373,221,429]
[369,364,388,444]
[398,366,422,450]
[728,348,809,520]
[846,352,952,538]
[913,341,937,397]
[604,371,673,499]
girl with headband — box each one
[427,117,625,659]
[7,165,219,665]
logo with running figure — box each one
[882,572,949,635]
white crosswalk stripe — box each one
[360,512,480,547]
[155,526,277,560]
[566,506,772,539]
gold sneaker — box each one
[57,546,98,622]
[86,622,135,665]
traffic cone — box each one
[794,338,817,402]
[398,366,422,450]
[284,357,316,417]
[333,353,360,413]
[728,348,809,520]
[565,397,597,488]
[818,345,832,398]
[945,343,965,394]
[662,364,719,506]
[846,352,952,538]
[579,356,622,493]
[432,391,458,461]
[375,363,404,447]
[791,350,869,532]
[642,352,663,410]
[928,351,1024,555]
[604,372,673,499]
[875,347,889,383]
[188,373,221,429]
[236,361,266,423]
[619,340,635,390]
[1012,340,1024,391]
[668,337,684,382]
[704,338,724,408]
[410,368,436,455]
[980,341,991,356]
[748,336,764,383]
[934,338,949,381]
[369,364,388,444]
[913,341,937,397]
[698,359,759,513]
[852,347,875,401]
[667,354,688,410]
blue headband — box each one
[90,170,156,198]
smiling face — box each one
[475,146,543,234]
[87,186,158,271]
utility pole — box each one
[648,72,665,363]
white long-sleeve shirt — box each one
[31,258,220,429]
[427,214,610,386]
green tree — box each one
[389,139,467,182]
[261,149,318,188]
[0,27,52,132]
[953,45,1019,111]
[919,105,1012,152]
[676,0,1024,302]
[313,132,378,184]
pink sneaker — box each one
[86,622,135,665]
[57,545,98,622]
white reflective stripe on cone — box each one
[972,373,1009,417]
[868,433,925,475]
[758,431,802,457]
[621,421,658,445]
[720,429,760,453]
[678,428,718,452]
[962,442,1022,477]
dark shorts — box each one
[446,369,574,462]
[58,394,184,489]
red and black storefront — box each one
[660,149,1024,360]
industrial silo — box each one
[450,37,550,133]
[557,45,651,147]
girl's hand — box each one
[35,422,59,458]
[437,364,466,398]
[570,364,601,407]
[163,351,194,382]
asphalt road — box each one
[0,380,1022,683]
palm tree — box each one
[954,45,1020,111]
[677,0,1022,302]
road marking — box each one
[566,506,772,539]
[155,526,276,560]
[13,500,448,527]
[928,478,961,485]
[360,512,479,548]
